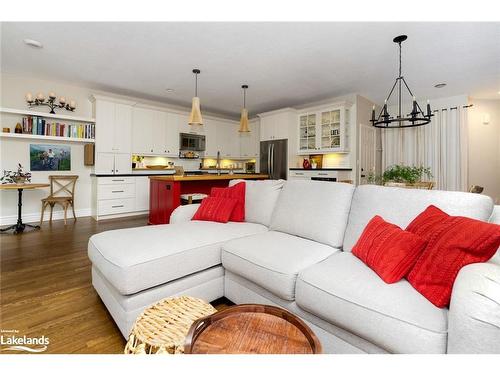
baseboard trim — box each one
[0,208,92,225]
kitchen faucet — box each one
[216,150,221,176]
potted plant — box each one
[368,165,432,186]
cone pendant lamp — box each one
[189,69,203,126]
[239,84,250,132]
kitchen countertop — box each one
[289,168,352,171]
[149,173,268,181]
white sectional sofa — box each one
[88,180,500,354]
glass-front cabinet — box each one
[299,113,317,152]
[298,103,350,154]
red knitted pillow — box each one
[406,206,500,308]
[352,215,428,283]
[211,182,246,222]
[192,197,238,223]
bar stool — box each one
[180,193,208,205]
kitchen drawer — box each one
[289,170,338,179]
[98,198,135,215]
[97,176,136,185]
[97,183,136,200]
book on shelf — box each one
[20,115,95,139]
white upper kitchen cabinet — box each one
[151,110,167,155]
[202,118,218,157]
[216,120,239,158]
[258,108,296,141]
[164,112,180,156]
[132,107,154,154]
[239,120,260,158]
[132,108,178,156]
[297,102,351,155]
[93,97,133,153]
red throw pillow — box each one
[405,205,449,242]
[406,206,500,308]
[211,182,245,222]
[192,197,238,223]
[352,215,428,284]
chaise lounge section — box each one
[88,180,500,353]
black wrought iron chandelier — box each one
[371,35,433,128]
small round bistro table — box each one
[0,183,50,234]
[184,304,322,354]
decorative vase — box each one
[302,158,311,169]
[14,176,27,184]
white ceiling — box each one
[1,22,499,118]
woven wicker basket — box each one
[124,296,217,354]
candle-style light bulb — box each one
[426,99,432,117]
[371,105,376,122]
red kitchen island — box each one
[148,174,269,224]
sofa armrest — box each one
[447,263,500,353]
[170,204,200,224]
[489,206,500,265]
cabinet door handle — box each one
[112,190,124,193]
[318,173,328,176]
[111,205,124,208]
[112,179,125,182]
[295,172,304,176]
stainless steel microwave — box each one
[179,133,206,151]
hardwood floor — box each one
[0,216,231,354]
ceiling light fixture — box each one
[371,35,433,129]
[165,88,174,93]
[239,85,250,133]
[434,83,447,88]
[23,39,43,48]
[188,69,203,126]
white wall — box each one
[0,73,236,225]
[468,98,500,203]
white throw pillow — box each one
[229,179,285,227]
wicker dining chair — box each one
[40,175,78,225]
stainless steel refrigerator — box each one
[260,139,288,180]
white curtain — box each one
[381,105,470,191]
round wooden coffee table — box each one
[184,304,322,354]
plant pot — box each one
[13,176,27,184]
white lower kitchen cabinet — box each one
[135,176,150,211]
[92,175,151,220]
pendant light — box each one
[371,35,433,128]
[189,69,203,126]
[239,84,250,132]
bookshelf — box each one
[0,107,95,123]
[1,107,95,143]
[0,132,95,143]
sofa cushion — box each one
[269,181,355,247]
[407,206,500,308]
[221,231,338,301]
[229,179,285,227]
[343,184,494,252]
[88,221,268,295]
[296,252,448,353]
[192,196,238,223]
[352,215,427,283]
[211,181,246,222]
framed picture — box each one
[30,144,71,171]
